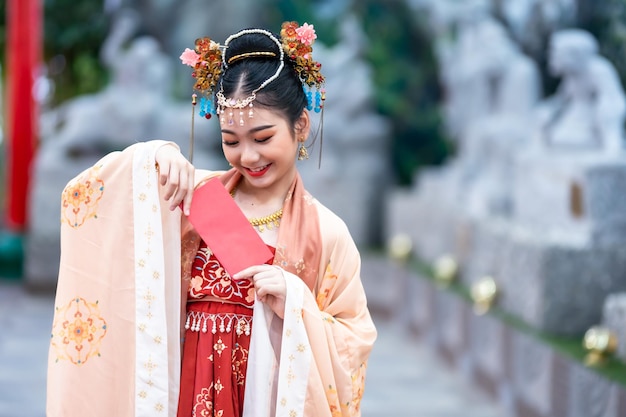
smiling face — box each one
[221,106,310,196]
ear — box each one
[294,110,311,141]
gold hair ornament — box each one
[180,22,325,119]
[280,22,324,89]
[180,22,327,159]
[227,51,277,65]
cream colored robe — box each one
[47,141,376,417]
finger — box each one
[164,165,181,205]
[254,279,284,291]
[182,166,195,216]
[252,271,283,286]
[255,283,285,300]
[158,161,170,187]
[233,264,273,279]
[170,167,189,210]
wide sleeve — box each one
[300,203,377,417]
[47,140,185,417]
[243,202,377,417]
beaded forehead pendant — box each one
[216,28,284,127]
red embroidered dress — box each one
[177,240,274,417]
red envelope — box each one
[187,177,274,276]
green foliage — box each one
[576,0,626,89]
[353,0,450,185]
[269,0,340,46]
[0,0,110,105]
[43,0,110,103]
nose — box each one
[240,142,260,165]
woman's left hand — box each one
[233,265,286,319]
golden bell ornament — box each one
[470,276,497,315]
[582,326,618,366]
[433,254,458,288]
[387,233,413,264]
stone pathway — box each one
[0,279,507,417]
[363,317,508,417]
[0,282,53,417]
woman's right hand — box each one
[155,144,195,215]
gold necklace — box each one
[230,188,283,233]
[247,208,283,233]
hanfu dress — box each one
[177,240,274,417]
[47,142,377,417]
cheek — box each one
[222,145,236,161]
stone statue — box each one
[41,10,177,154]
[500,0,577,46]
[424,16,542,219]
[438,0,502,140]
[456,22,541,217]
[535,29,626,153]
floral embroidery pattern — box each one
[50,297,107,365]
[350,361,368,414]
[214,337,227,356]
[325,385,343,417]
[188,243,255,306]
[61,166,105,228]
[232,342,249,386]
[316,263,338,310]
[274,246,310,280]
[193,385,225,417]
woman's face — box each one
[220,106,308,194]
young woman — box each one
[47,22,376,417]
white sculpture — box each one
[41,11,173,153]
[459,22,541,217]
[501,0,577,44]
[438,0,502,140]
[511,30,626,236]
[536,29,626,153]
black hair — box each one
[220,30,307,129]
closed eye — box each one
[222,140,239,146]
[254,137,272,143]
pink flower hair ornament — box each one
[295,23,317,45]
[179,48,201,67]
[280,21,325,88]
[180,38,223,97]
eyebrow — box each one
[221,124,276,135]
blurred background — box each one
[1,0,626,416]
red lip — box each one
[245,164,271,177]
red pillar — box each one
[5,0,41,231]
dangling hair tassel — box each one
[315,88,326,168]
[189,94,197,163]
[314,89,322,113]
[318,103,324,169]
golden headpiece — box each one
[180,21,326,125]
